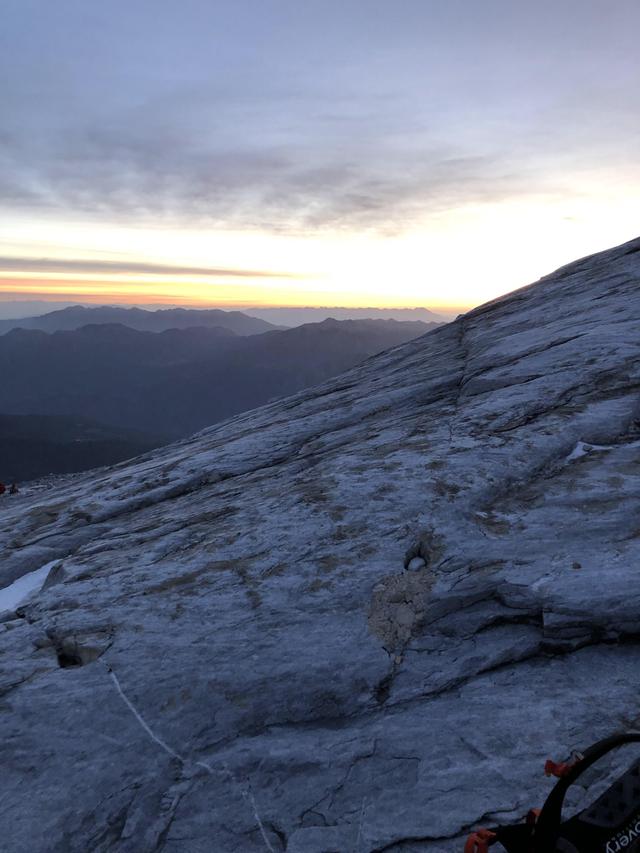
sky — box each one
[1,0,639,313]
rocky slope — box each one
[1,236,639,852]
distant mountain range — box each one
[0,305,280,336]
[0,300,81,320]
[0,317,439,480]
[0,302,450,328]
[244,306,447,325]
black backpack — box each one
[464,732,640,852]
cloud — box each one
[0,120,543,235]
[1,1,638,235]
[0,257,302,279]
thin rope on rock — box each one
[107,665,186,764]
[104,662,276,853]
[355,796,367,852]
[195,758,276,853]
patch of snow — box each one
[566,437,640,463]
[566,441,594,461]
[0,561,57,614]
[565,440,613,462]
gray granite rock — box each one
[1,236,640,851]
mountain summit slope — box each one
[1,237,639,852]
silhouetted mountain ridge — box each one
[0,305,280,336]
[0,317,437,478]
[245,305,447,325]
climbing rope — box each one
[103,661,276,853]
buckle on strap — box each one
[464,828,497,852]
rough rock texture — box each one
[1,237,640,852]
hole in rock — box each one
[57,651,83,668]
[54,642,104,668]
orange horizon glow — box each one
[2,1,640,327]
[0,277,471,313]
[2,185,639,316]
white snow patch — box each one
[566,441,609,462]
[0,561,57,614]
[565,438,640,464]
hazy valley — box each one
[0,313,438,481]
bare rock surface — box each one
[1,237,640,852]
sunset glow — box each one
[1,1,639,313]
[2,184,639,313]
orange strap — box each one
[544,757,579,778]
[464,828,496,853]
[526,807,541,825]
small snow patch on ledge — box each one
[565,440,612,463]
[566,437,640,463]
[0,561,58,614]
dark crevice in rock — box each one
[84,804,131,852]
[446,315,470,445]
[45,628,114,669]
[266,821,288,851]
[152,784,192,853]
[373,672,394,705]
[56,650,84,668]
[475,610,544,634]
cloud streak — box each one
[0,123,556,235]
[0,257,303,279]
